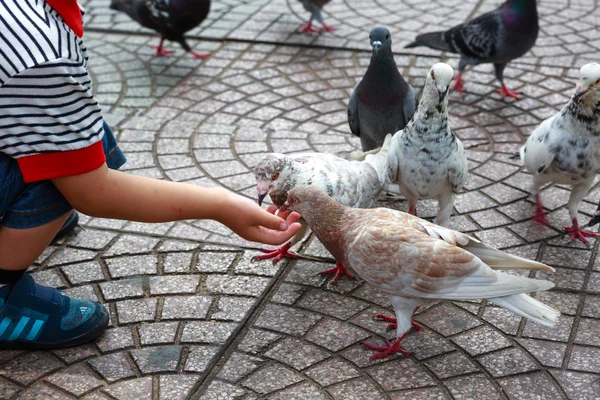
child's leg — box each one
[0,211,71,272]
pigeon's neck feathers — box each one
[502,0,538,25]
[561,94,600,134]
[358,48,409,104]
[300,196,349,262]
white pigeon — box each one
[282,185,560,360]
[253,134,393,281]
[520,62,600,245]
[387,62,469,227]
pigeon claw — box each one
[374,314,423,331]
[320,262,354,283]
[252,241,297,264]
[496,83,520,100]
[298,21,320,34]
[321,24,335,32]
[189,50,210,59]
[532,197,549,226]
[152,45,174,57]
[564,218,598,246]
[451,73,465,97]
[362,335,412,360]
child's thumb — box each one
[259,211,288,231]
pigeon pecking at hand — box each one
[296,0,334,33]
[520,63,600,245]
[110,0,211,59]
[387,62,468,227]
[405,0,538,99]
[348,27,418,151]
[253,135,393,282]
[281,185,559,360]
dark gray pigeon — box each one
[349,27,417,151]
[110,0,211,59]
[297,0,334,33]
[405,0,538,100]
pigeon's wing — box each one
[348,87,361,137]
[448,135,469,193]
[375,208,554,272]
[445,7,502,61]
[347,214,551,300]
[386,131,404,184]
[520,116,556,175]
[401,84,418,126]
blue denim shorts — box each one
[0,122,126,229]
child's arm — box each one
[52,163,301,245]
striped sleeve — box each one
[0,58,106,182]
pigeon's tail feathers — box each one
[467,241,555,272]
[405,32,452,52]
[489,293,560,326]
[364,134,393,185]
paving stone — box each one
[45,364,103,396]
[552,371,600,400]
[52,344,98,364]
[423,351,479,379]
[196,251,238,272]
[181,321,237,344]
[415,303,482,337]
[569,346,600,373]
[199,380,246,399]
[478,347,538,377]
[305,318,371,352]
[499,372,563,400]
[159,374,200,400]
[238,329,282,355]
[95,327,135,352]
[327,377,384,400]
[0,352,63,385]
[104,377,153,400]
[254,304,322,336]
[184,346,220,373]
[131,346,182,373]
[88,352,136,383]
[305,358,361,387]
[18,383,75,400]
[164,252,194,273]
[100,277,144,300]
[445,374,502,400]
[451,326,511,356]
[116,298,157,324]
[106,254,158,277]
[217,352,264,382]
[366,358,435,391]
[149,275,200,294]
[517,338,566,368]
[205,275,270,296]
[297,289,369,320]
[62,261,106,284]
[212,296,255,321]
[139,322,179,345]
[265,338,330,371]
[162,296,213,319]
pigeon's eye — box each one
[271,173,279,181]
[430,71,435,80]
[385,34,389,40]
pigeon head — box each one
[574,63,600,104]
[254,154,292,206]
[420,62,454,108]
[369,27,392,55]
[281,185,336,217]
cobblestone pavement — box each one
[2,0,600,398]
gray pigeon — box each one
[387,63,468,227]
[253,135,392,281]
[349,27,418,151]
[281,185,559,359]
[520,63,600,245]
[297,0,334,33]
[110,0,211,59]
[405,0,538,99]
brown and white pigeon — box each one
[520,63,600,245]
[253,135,392,282]
[296,0,334,33]
[281,185,559,360]
[387,63,468,226]
[109,0,211,59]
[348,27,418,151]
[405,0,538,99]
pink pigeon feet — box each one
[362,334,412,360]
[189,50,210,59]
[532,195,549,226]
[320,261,354,283]
[564,218,598,246]
[374,314,423,331]
[321,23,335,32]
[451,72,465,97]
[496,83,520,100]
[152,44,174,57]
[252,241,297,264]
[298,21,320,34]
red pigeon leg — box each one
[496,83,520,100]
[375,313,423,331]
[298,20,320,34]
[362,333,412,360]
[321,23,335,32]
[451,72,465,97]
[189,50,210,59]
[152,38,174,57]
[532,194,548,226]
[252,241,297,264]
[320,261,354,282]
[564,218,598,246]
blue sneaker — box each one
[0,273,108,349]
[53,211,79,241]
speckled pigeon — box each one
[387,63,468,227]
[297,0,334,33]
[405,0,538,99]
[282,185,559,359]
[253,135,393,282]
[348,27,418,151]
[520,63,600,245]
[109,0,211,59]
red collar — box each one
[45,0,83,38]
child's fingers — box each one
[254,222,302,245]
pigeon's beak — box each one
[574,84,589,101]
[257,193,267,206]
[280,201,290,213]
[438,88,447,103]
[372,41,382,54]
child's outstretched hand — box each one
[219,191,302,245]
